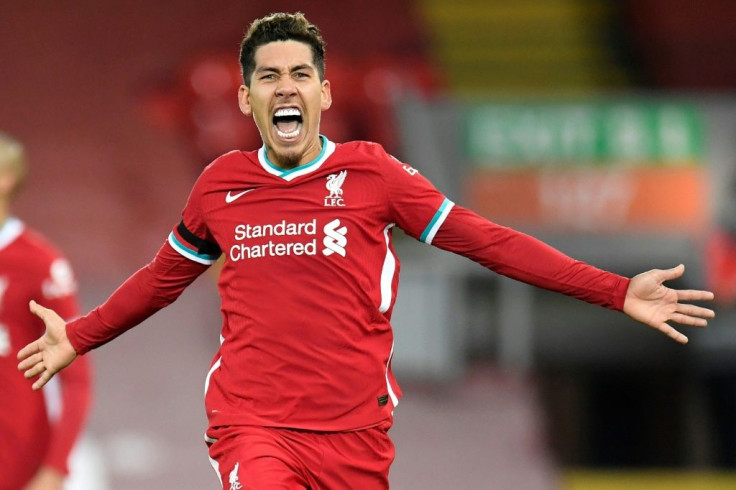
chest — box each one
[202,169,388,252]
[0,255,42,354]
[0,254,39,313]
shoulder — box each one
[331,141,406,176]
[189,149,258,195]
[15,227,68,264]
[18,227,77,297]
[334,140,412,175]
[201,149,256,177]
[336,140,393,161]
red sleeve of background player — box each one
[66,240,209,354]
[32,261,92,475]
[430,205,630,311]
[44,351,92,475]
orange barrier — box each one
[465,166,708,234]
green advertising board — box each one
[465,100,704,168]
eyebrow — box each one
[255,64,315,74]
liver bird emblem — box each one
[326,170,347,199]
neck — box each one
[267,135,323,170]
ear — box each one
[0,171,17,198]
[321,79,332,111]
[238,85,252,116]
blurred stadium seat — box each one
[140,51,445,164]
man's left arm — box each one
[431,205,715,342]
[378,150,715,342]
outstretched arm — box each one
[17,240,208,390]
[623,264,715,344]
[430,206,715,342]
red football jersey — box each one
[0,218,92,488]
[169,137,450,431]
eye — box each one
[294,72,309,79]
[260,73,276,81]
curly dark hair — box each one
[239,12,326,87]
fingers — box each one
[32,371,53,391]
[667,303,715,329]
[658,264,685,282]
[17,339,40,360]
[676,303,715,320]
[29,299,47,321]
[18,352,43,371]
[29,300,65,328]
[24,360,46,380]
[17,351,54,391]
[654,322,688,344]
[677,289,715,302]
[670,312,708,328]
[16,302,62,392]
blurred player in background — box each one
[17,13,715,489]
[0,133,93,490]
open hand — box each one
[17,300,77,390]
[623,264,715,344]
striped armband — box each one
[419,198,455,245]
[168,221,222,265]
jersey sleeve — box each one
[67,173,216,354]
[377,149,454,243]
[66,240,208,354]
[43,354,92,475]
[375,146,628,309]
[431,205,630,310]
[35,255,92,476]
[167,174,222,265]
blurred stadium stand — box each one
[622,0,736,90]
[417,0,631,95]
[2,1,736,489]
[141,50,444,167]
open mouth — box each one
[272,107,303,139]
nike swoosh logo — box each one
[225,189,254,203]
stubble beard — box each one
[270,148,302,170]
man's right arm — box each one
[18,240,208,389]
[67,240,208,354]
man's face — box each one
[239,40,331,169]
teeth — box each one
[274,108,301,117]
[276,127,301,138]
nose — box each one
[275,76,297,98]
